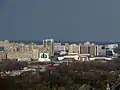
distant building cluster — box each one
[40,39,118,62]
[0,40,41,60]
[0,39,119,61]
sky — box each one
[0,0,120,41]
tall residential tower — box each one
[43,39,54,57]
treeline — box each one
[0,60,27,71]
[1,59,120,90]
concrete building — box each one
[0,46,8,60]
[66,41,99,57]
[99,48,116,57]
[54,43,66,51]
[106,44,118,50]
[0,52,7,60]
[79,42,98,57]
[68,44,79,53]
[65,43,69,51]
[0,40,9,47]
[43,39,54,56]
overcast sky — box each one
[0,0,120,41]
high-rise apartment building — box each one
[0,46,7,60]
[68,44,79,53]
[65,43,69,51]
[67,41,98,56]
[54,43,66,51]
[43,39,54,56]
[79,42,98,56]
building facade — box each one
[68,44,79,53]
[54,43,66,51]
[43,39,54,56]
[79,42,98,56]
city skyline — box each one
[0,0,120,41]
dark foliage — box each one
[1,59,120,90]
[0,61,27,71]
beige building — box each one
[67,41,98,57]
[68,44,79,53]
[54,43,66,51]
[79,42,98,56]
[7,49,39,60]
[0,40,43,60]
[0,52,7,60]
[0,40,9,47]
[65,43,69,51]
